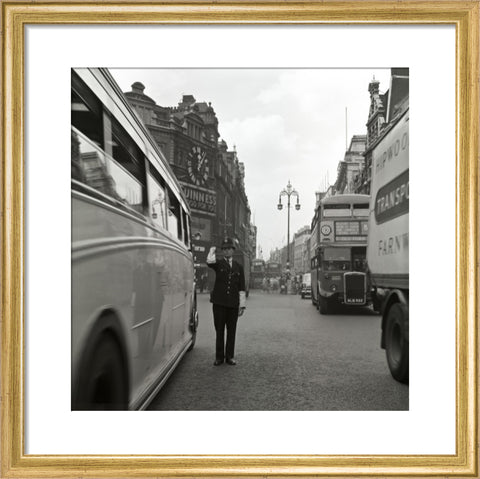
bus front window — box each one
[323,260,350,271]
[322,247,351,271]
[352,247,367,272]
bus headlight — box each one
[331,284,337,292]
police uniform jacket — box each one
[207,258,245,308]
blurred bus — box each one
[232,246,251,297]
[265,261,282,279]
[71,68,198,410]
[250,259,266,289]
[310,194,371,314]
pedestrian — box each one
[199,273,207,293]
[206,237,246,366]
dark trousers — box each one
[213,304,239,360]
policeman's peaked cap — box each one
[221,238,236,249]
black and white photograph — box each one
[71,67,409,412]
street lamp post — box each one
[219,195,232,240]
[277,180,300,274]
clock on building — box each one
[187,146,209,186]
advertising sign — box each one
[367,110,409,278]
[181,182,217,215]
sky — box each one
[110,68,391,258]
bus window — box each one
[167,188,181,240]
[71,129,86,183]
[182,209,190,246]
[104,114,146,213]
[73,128,143,212]
[352,247,367,271]
[353,203,370,217]
[322,247,351,271]
[147,173,167,229]
[323,204,351,217]
[71,72,145,213]
[105,115,145,176]
[105,154,143,211]
[71,72,103,147]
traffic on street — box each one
[71,67,409,411]
[147,291,408,411]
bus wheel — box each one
[74,334,128,410]
[385,303,409,384]
[319,296,330,315]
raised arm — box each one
[206,246,217,270]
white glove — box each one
[239,291,246,308]
[206,246,216,264]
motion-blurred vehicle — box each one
[250,259,266,289]
[300,273,312,299]
[71,68,198,410]
[233,247,251,297]
[270,276,279,292]
[265,261,282,280]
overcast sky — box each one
[110,68,391,258]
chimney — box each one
[131,82,145,94]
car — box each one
[300,273,312,299]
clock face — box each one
[187,146,209,186]
[321,224,332,235]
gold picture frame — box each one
[1,1,478,477]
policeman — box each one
[206,238,246,366]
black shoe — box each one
[226,358,236,365]
[213,359,224,366]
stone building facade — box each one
[353,68,409,194]
[123,83,253,285]
[334,135,367,194]
[293,225,311,275]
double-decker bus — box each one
[71,68,198,410]
[265,261,282,279]
[233,246,251,297]
[310,194,371,314]
[250,259,266,289]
